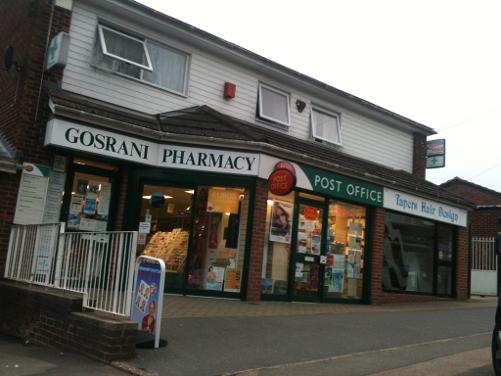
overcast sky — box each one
[138,0,501,191]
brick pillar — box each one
[369,207,386,304]
[0,172,21,276]
[412,133,427,179]
[245,179,268,301]
[455,226,469,300]
[114,166,128,231]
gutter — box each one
[51,103,469,209]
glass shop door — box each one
[290,198,325,301]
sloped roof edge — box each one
[49,90,468,208]
[94,0,436,136]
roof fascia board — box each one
[83,0,435,136]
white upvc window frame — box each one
[97,24,153,71]
[311,106,343,146]
[258,83,291,127]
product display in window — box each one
[187,187,247,293]
[324,201,366,300]
[138,185,193,290]
[143,229,189,272]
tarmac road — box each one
[134,303,496,376]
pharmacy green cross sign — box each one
[426,139,445,169]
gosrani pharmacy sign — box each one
[44,119,259,176]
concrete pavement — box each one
[0,333,125,376]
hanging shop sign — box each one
[46,32,70,71]
[383,188,467,227]
[426,139,446,169]
[268,161,296,195]
[131,256,166,349]
[44,119,259,176]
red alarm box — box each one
[224,82,236,98]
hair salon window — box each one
[93,24,190,95]
[383,211,455,296]
[261,191,295,296]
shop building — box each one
[0,0,471,305]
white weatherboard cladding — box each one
[384,188,467,227]
[63,1,413,172]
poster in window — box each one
[331,268,344,293]
[269,200,293,244]
[76,179,88,194]
[98,182,111,216]
[68,194,83,229]
[206,265,225,291]
[83,193,97,215]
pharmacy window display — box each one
[66,172,113,231]
[186,186,248,293]
[323,201,366,300]
[139,185,192,291]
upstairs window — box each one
[258,83,291,126]
[94,24,190,95]
[311,107,342,145]
[98,25,153,71]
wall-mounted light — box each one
[4,46,22,72]
[295,99,306,113]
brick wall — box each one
[0,281,136,362]
[114,166,129,231]
[0,173,21,275]
[245,179,268,301]
[469,208,501,237]
[412,133,427,179]
[0,1,72,276]
[369,207,385,304]
[455,226,469,300]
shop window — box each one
[324,201,366,300]
[261,192,295,296]
[139,185,193,291]
[67,172,113,231]
[383,212,436,294]
[311,107,342,146]
[187,187,248,293]
[257,83,291,126]
[94,24,190,95]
